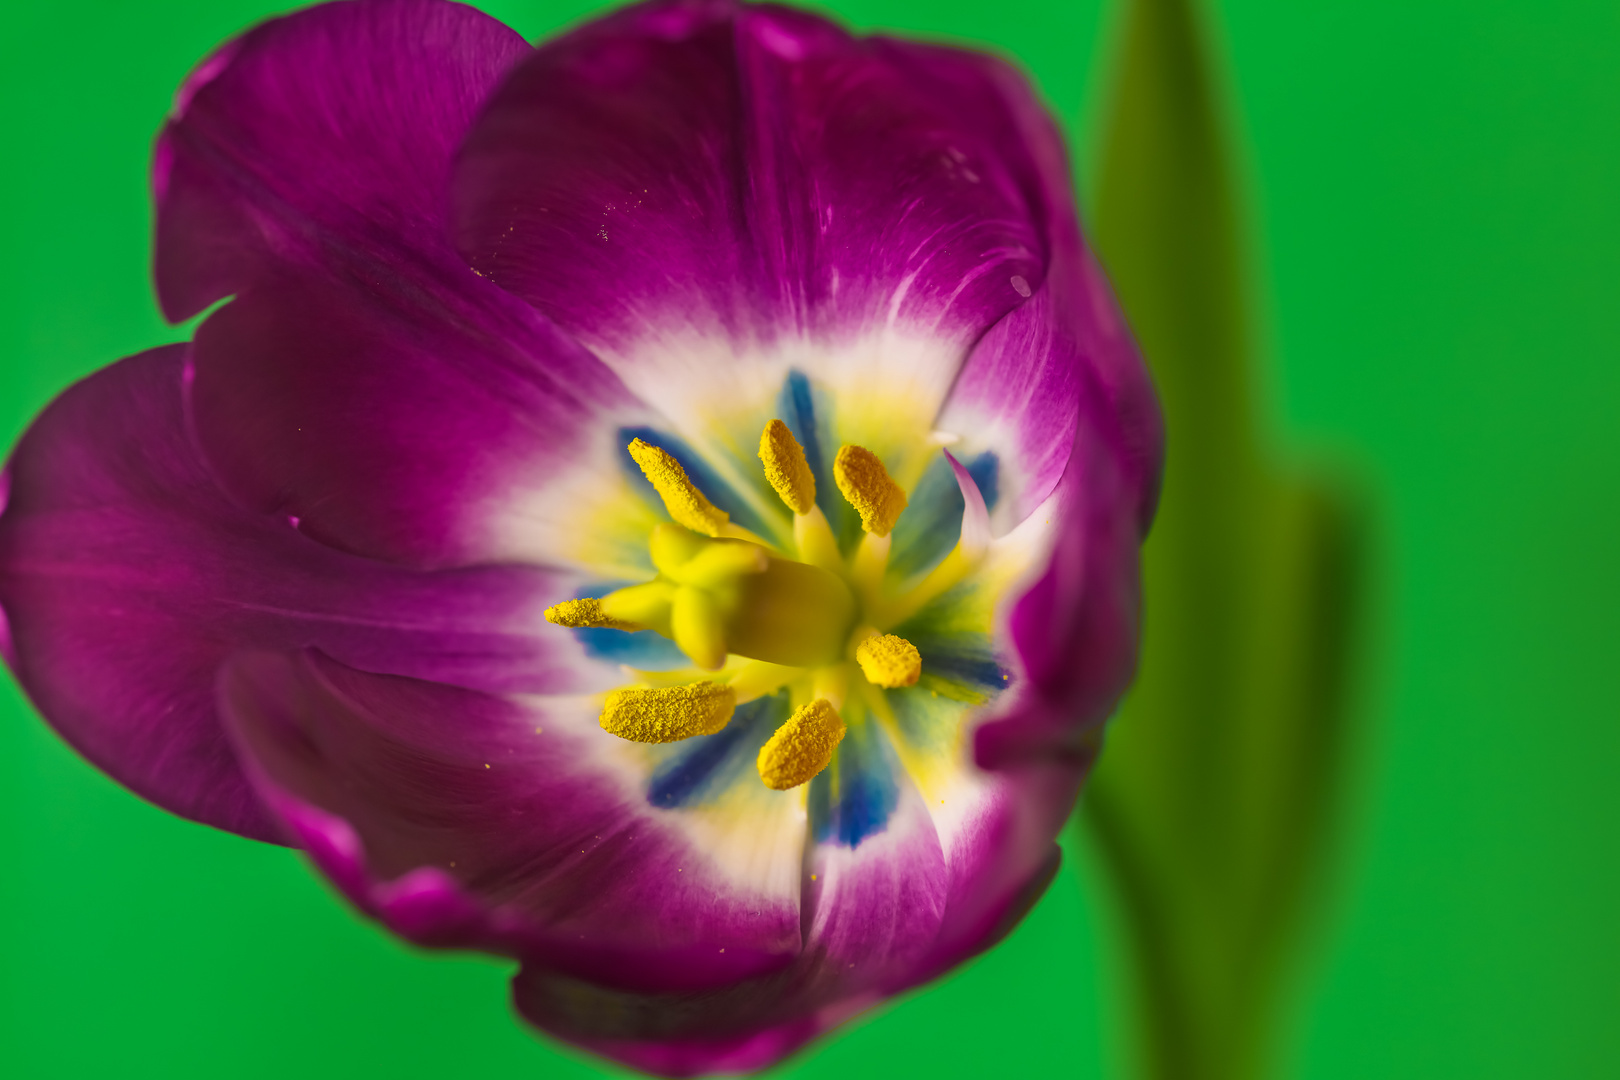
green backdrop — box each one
[2,1,1616,1076]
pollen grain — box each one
[855,633,923,688]
[759,419,817,514]
[600,681,736,743]
[833,444,907,537]
[545,597,640,631]
[628,438,730,537]
[757,698,846,790]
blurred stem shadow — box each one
[1076,0,1362,1078]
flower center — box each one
[545,419,988,790]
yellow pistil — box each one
[855,633,923,688]
[757,698,846,790]
[598,580,677,635]
[834,444,907,537]
[628,438,730,537]
[670,585,727,670]
[544,597,641,631]
[600,681,736,743]
[759,419,816,514]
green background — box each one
[2,0,1616,1076]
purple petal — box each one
[511,777,953,1076]
[218,649,808,995]
[937,284,1092,526]
[801,784,949,979]
[978,382,1150,769]
[854,42,1158,764]
[452,0,1045,425]
[514,760,1081,1078]
[0,346,580,840]
[187,267,641,568]
[891,39,1160,529]
[516,738,1079,1077]
[216,643,1078,1075]
[158,0,644,568]
[154,0,528,321]
[906,760,1085,986]
[555,1017,852,1080]
[940,251,1161,534]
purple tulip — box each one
[0,0,1160,1073]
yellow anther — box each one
[759,419,817,515]
[855,633,923,688]
[600,681,735,743]
[544,597,641,631]
[628,438,729,537]
[833,444,908,537]
[756,698,846,790]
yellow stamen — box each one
[726,659,802,703]
[869,542,982,629]
[600,681,735,743]
[855,633,923,688]
[851,532,890,599]
[757,698,846,790]
[544,597,641,631]
[759,419,816,514]
[628,438,729,537]
[792,504,843,571]
[813,663,849,711]
[598,580,677,634]
[833,444,907,537]
[670,586,727,670]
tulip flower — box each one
[0,0,1161,1074]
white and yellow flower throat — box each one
[545,420,991,792]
